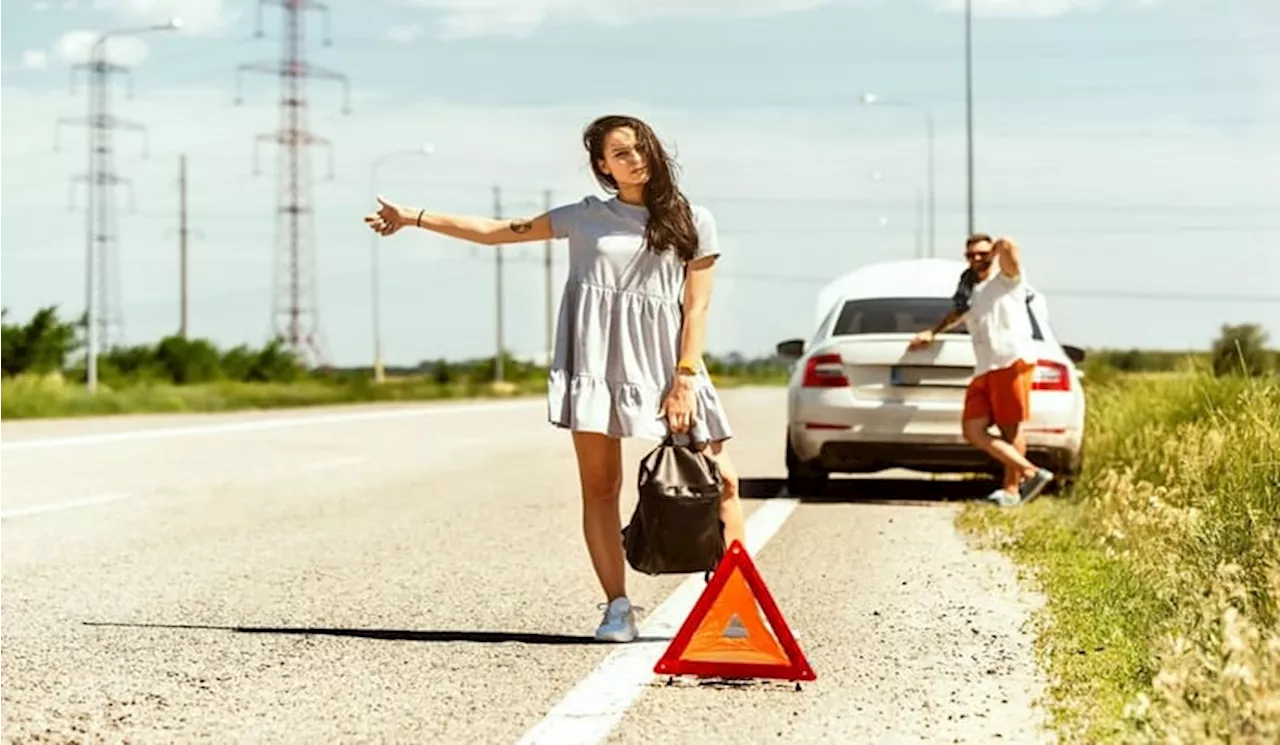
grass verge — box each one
[958,371,1280,744]
[0,371,787,420]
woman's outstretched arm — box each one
[365,195,555,245]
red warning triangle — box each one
[654,540,815,682]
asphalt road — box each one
[1,388,1053,744]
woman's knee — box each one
[582,471,622,502]
[962,418,989,445]
[572,432,622,502]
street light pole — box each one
[860,93,936,257]
[965,0,975,235]
[82,18,183,393]
[369,143,434,383]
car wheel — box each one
[1045,448,1083,495]
[786,436,829,496]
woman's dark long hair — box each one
[583,115,699,262]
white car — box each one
[776,258,1087,496]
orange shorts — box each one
[963,359,1034,427]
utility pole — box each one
[543,188,553,367]
[369,144,434,384]
[56,19,181,392]
[235,0,351,368]
[965,0,975,234]
[493,185,505,384]
[178,153,189,338]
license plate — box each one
[891,365,970,387]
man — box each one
[909,233,1055,505]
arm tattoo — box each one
[509,218,533,234]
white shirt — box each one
[963,269,1039,375]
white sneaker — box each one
[594,597,639,643]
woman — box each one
[363,114,744,643]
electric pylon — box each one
[234,0,350,367]
[56,47,149,353]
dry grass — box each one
[959,371,1280,743]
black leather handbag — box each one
[622,435,726,575]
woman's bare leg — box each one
[571,431,625,601]
[709,440,746,548]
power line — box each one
[482,254,1280,304]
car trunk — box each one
[828,334,974,403]
[799,334,974,437]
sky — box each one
[2,0,1278,368]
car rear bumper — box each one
[806,438,1075,475]
[790,424,1083,476]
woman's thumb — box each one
[376,195,392,208]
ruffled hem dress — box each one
[544,195,733,444]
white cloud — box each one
[22,50,50,70]
[933,0,1158,17]
[54,29,151,66]
[112,0,237,35]
[399,0,1159,38]
[404,0,831,39]
[33,1,51,11]
[387,24,425,43]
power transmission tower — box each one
[234,0,350,368]
[55,45,149,374]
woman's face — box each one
[597,126,649,189]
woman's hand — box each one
[364,196,413,237]
[660,375,697,434]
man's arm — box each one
[931,308,967,335]
[909,308,966,350]
[908,271,972,350]
[994,236,1023,280]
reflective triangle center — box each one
[722,614,748,639]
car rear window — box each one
[832,297,1044,340]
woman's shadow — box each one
[740,475,998,504]
[80,623,669,645]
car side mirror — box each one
[1062,344,1086,364]
[776,339,804,359]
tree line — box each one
[2,305,1273,386]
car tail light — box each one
[802,353,849,388]
[1032,359,1070,391]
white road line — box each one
[515,497,802,745]
[0,492,131,520]
[0,399,544,452]
[301,456,367,471]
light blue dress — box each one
[544,195,733,443]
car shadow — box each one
[740,476,998,505]
[80,621,668,645]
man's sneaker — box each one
[1019,468,1054,504]
[594,596,638,643]
[985,488,1021,508]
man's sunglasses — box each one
[965,251,992,260]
